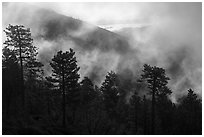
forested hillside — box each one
[2,24,202,135]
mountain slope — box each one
[32,8,131,54]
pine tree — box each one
[100,71,119,118]
[3,24,43,110]
[142,95,147,135]
[129,91,141,134]
[2,47,21,117]
[177,89,202,134]
[80,77,97,105]
[49,49,80,127]
[141,64,170,134]
[156,86,173,134]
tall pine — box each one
[101,71,119,118]
[3,24,43,111]
[48,49,80,127]
[141,64,170,134]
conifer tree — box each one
[3,24,43,109]
[101,71,119,118]
[177,89,202,134]
[129,91,141,134]
[80,77,96,105]
[49,49,80,127]
[2,47,21,116]
[141,64,170,134]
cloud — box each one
[107,3,202,98]
[2,2,202,101]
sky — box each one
[27,3,201,28]
[2,2,202,102]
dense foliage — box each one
[2,25,202,135]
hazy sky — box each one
[27,3,201,26]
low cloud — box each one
[2,2,202,101]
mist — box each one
[2,2,202,102]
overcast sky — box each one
[3,2,201,34]
[26,3,201,26]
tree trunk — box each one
[47,92,51,116]
[143,95,147,135]
[62,65,66,127]
[151,77,156,135]
[18,32,25,110]
[135,105,138,134]
[16,27,25,111]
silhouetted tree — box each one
[48,49,80,127]
[3,24,43,109]
[141,64,170,134]
[2,47,21,117]
[101,71,119,118]
[142,95,147,134]
[156,86,173,134]
[80,77,97,105]
[129,91,141,134]
[176,89,202,134]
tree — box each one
[3,24,43,109]
[176,89,202,134]
[142,95,147,135]
[48,49,80,127]
[80,77,97,105]
[141,64,170,134]
[156,86,173,134]
[2,47,21,117]
[181,89,201,106]
[129,91,141,134]
[100,71,119,118]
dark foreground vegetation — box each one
[2,24,202,135]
